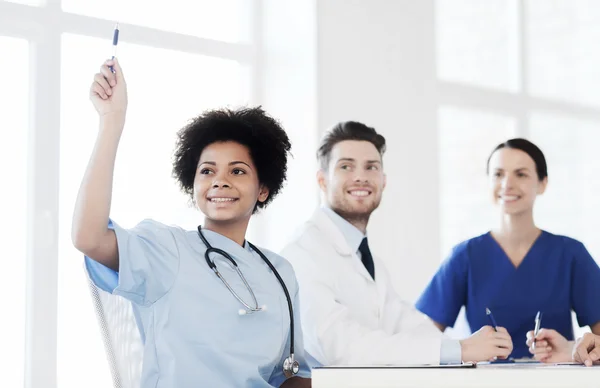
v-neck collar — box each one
[487,230,546,270]
[187,227,255,262]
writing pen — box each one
[109,23,119,73]
[485,307,498,332]
[532,311,542,350]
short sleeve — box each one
[85,219,180,306]
[415,243,469,328]
[269,280,311,386]
[570,242,600,327]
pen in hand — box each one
[532,311,542,351]
[109,23,119,73]
[486,307,498,332]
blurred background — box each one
[2,0,600,386]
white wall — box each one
[253,0,441,301]
[316,0,440,301]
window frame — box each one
[437,0,600,257]
[0,1,258,387]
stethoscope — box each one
[197,226,300,378]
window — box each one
[437,0,600,338]
[1,0,257,385]
[527,0,600,107]
[4,0,42,6]
[438,106,516,256]
[529,112,600,259]
[61,0,249,43]
[436,0,520,92]
[0,36,29,388]
[57,33,249,387]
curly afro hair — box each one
[172,106,291,212]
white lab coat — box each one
[281,208,444,366]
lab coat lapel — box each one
[309,209,375,283]
[373,256,389,315]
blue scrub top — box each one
[416,231,600,359]
[85,219,311,388]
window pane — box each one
[529,112,600,262]
[438,106,517,258]
[0,36,28,388]
[58,34,249,387]
[61,0,249,43]
[3,0,43,6]
[436,0,520,91]
[527,0,600,107]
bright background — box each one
[2,1,600,386]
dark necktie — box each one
[359,237,375,280]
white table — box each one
[312,363,600,388]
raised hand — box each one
[89,58,128,117]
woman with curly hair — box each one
[72,58,311,388]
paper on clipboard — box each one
[315,362,477,369]
[477,361,587,368]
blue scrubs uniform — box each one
[85,219,311,388]
[416,231,600,359]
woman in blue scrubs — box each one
[416,138,600,359]
[72,58,311,387]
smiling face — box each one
[318,140,386,224]
[488,147,547,216]
[194,141,269,225]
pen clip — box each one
[533,311,542,335]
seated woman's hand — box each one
[572,333,600,367]
[526,328,573,363]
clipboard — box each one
[314,362,477,369]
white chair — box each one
[85,269,144,388]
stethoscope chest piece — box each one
[283,354,299,378]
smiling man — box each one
[281,121,513,367]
